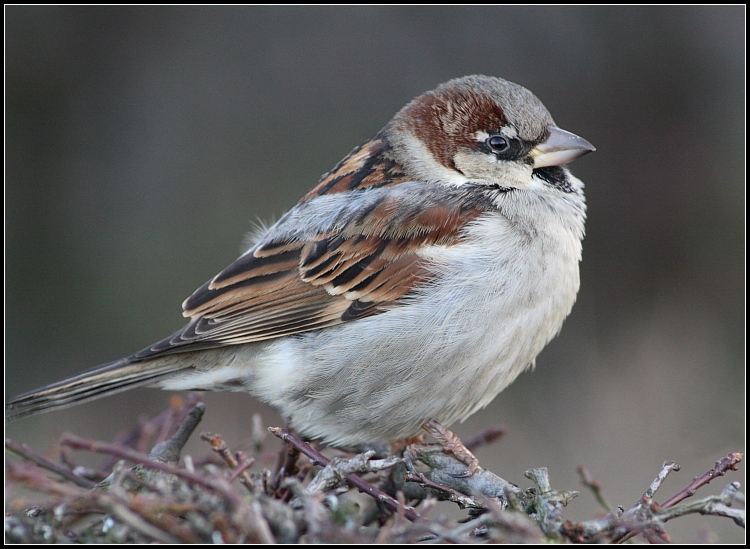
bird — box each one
[7,75,594,448]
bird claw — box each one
[421,419,480,477]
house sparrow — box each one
[7,75,594,447]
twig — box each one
[483,497,545,543]
[271,437,301,495]
[577,465,612,512]
[656,482,744,527]
[564,453,745,544]
[611,453,743,543]
[158,394,198,442]
[622,459,680,542]
[661,452,743,508]
[306,451,402,494]
[645,460,680,500]
[403,470,481,509]
[149,402,205,463]
[228,454,256,484]
[99,394,203,473]
[5,438,95,489]
[269,426,422,523]
[108,461,188,543]
[463,424,507,452]
[200,432,255,491]
[418,511,498,543]
[59,433,246,511]
[6,460,89,500]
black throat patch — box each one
[533,166,574,193]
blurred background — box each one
[6,6,744,541]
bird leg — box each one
[421,419,479,477]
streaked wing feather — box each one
[302,135,412,199]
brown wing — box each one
[302,135,412,199]
[135,140,493,359]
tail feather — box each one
[5,357,191,420]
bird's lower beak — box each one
[531,126,595,168]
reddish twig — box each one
[661,452,743,508]
[6,460,89,500]
[5,438,96,489]
[59,433,246,511]
[99,394,203,473]
[270,438,301,496]
[609,453,743,544]
[577,465,612,512]
[269,427,422,523]
[228,455,256,484]
[463,425,507,452]
[200,432,255,491]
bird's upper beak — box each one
[531,126,595,168]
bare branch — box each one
[645,460,680,500]
[577,465,612,512]
[661,452,743,508]
[462,424,507,452]
[269,426,423,523]
[6,398,743,544]
[200,432,255,492]
[6,438,95,489]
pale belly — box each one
[247,214,582,445]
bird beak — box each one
[531,126,595,168]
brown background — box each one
[6,6,744,542]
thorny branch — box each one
[5,397,745,543]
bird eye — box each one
[486,135,509,153]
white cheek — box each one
[395,132,469,186]
[453,150,533,188]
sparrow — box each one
[7,75,594,447]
